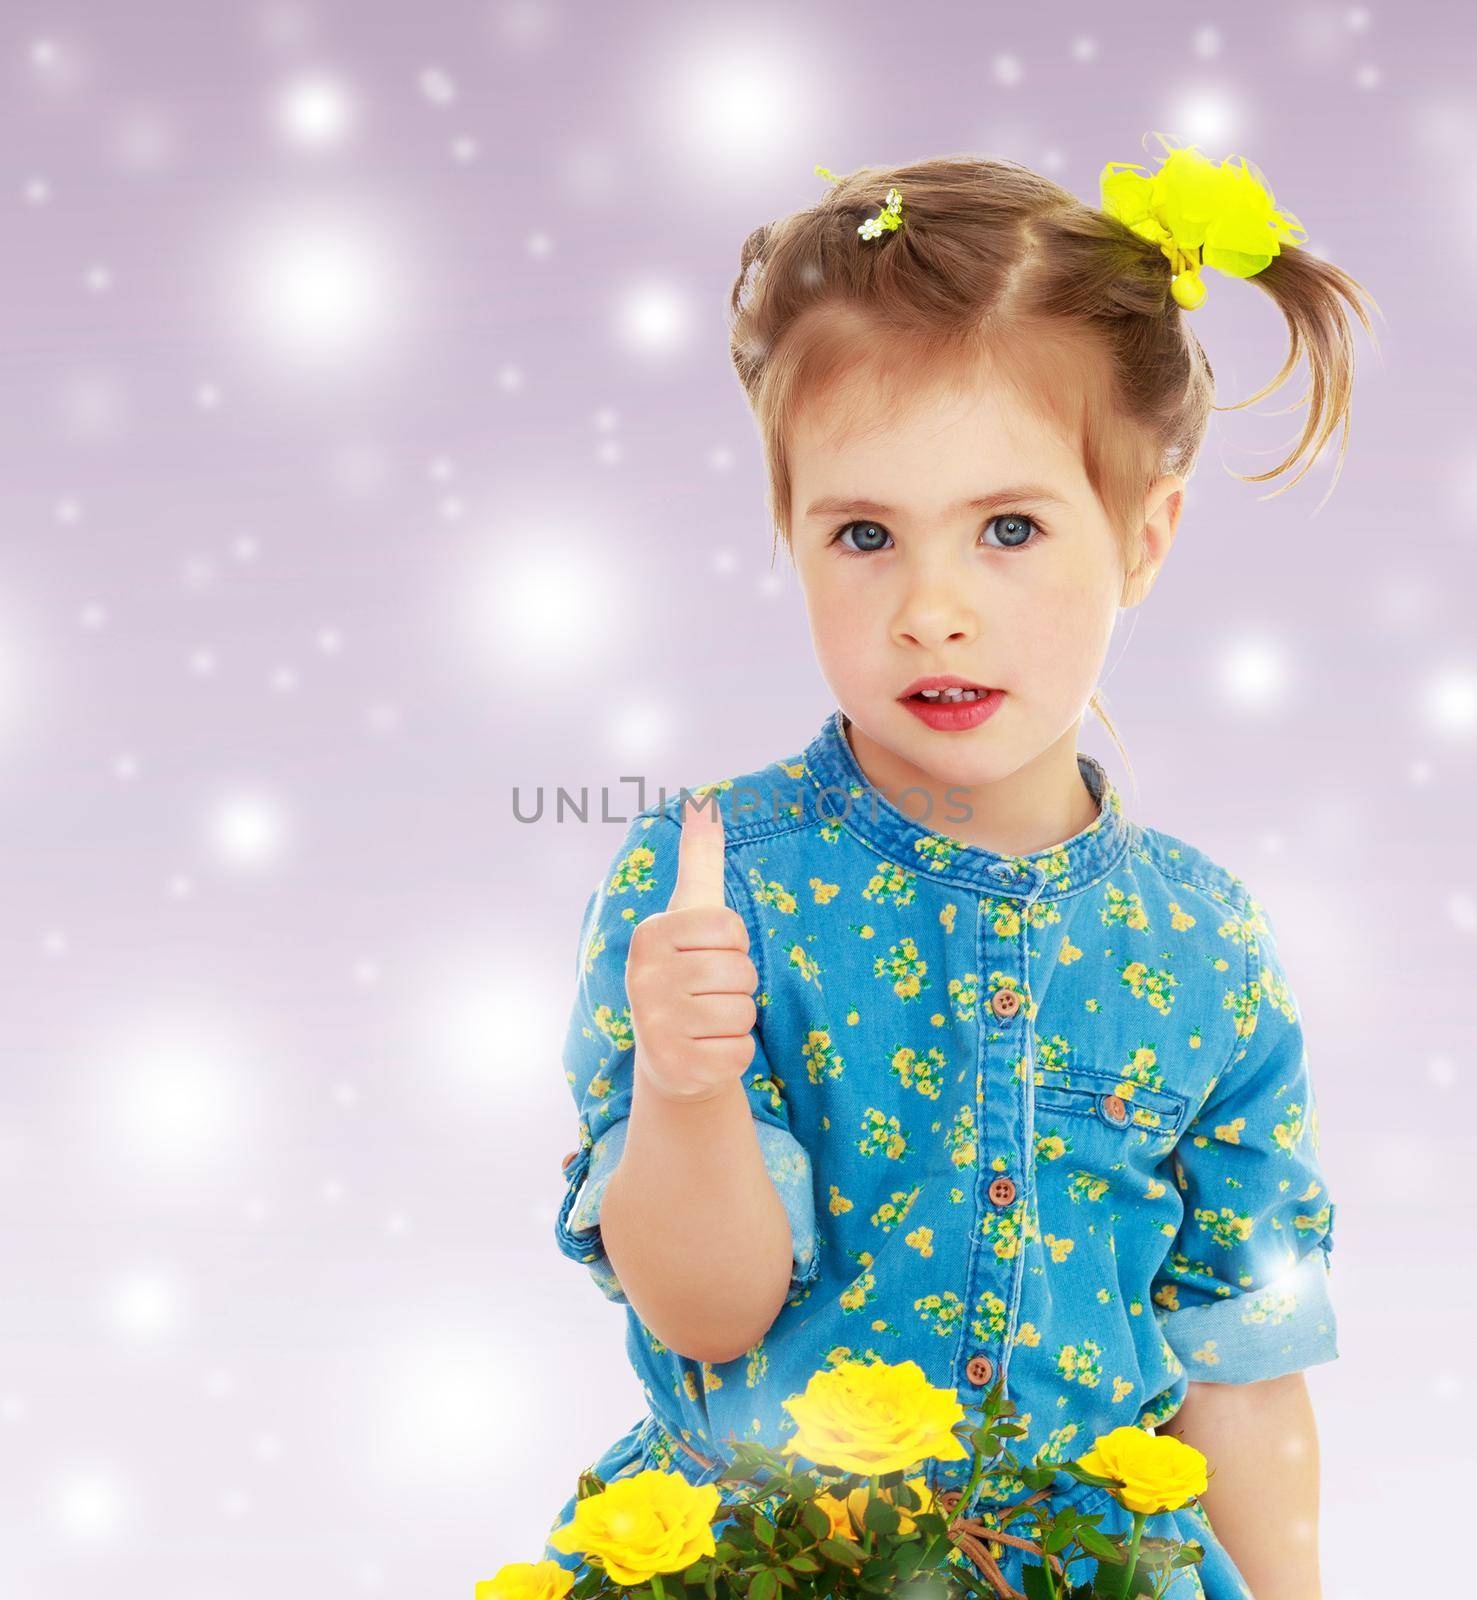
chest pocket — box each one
[1031,1066,1188,1144]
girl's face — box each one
[787,362,1183,837]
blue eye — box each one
[830,513,1047,556]
[834,520,891,554]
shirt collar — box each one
[800,707,1132,902]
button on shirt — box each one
[551,708,1337,1590]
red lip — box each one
[897,673,995,698]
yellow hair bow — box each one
[1099,131,1306,310]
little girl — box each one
[542,139,1378,1599]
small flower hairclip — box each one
[859,187,904,239]
[815,165,904,240]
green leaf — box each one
[862,1497,899,1536]
[787,1555,822,1574]
[1129,1536,1175,1568]
[1021,1564,1055,1600]
[749,1571,778,1600]
[817,1538,865,1567]
[1077,1525,1124,1561]
[799,1501,833,1540]
[1041,1517,1074,1556]
[891,1542,923,1581]
[856,1555,894,1589]
[754,1519,777,1550]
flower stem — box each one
[954,1435,988,1514]
[1037,1510,1060,1600]
[1100,1510,1145,1600]
[1124,1510,1145,1578]
[865,1473,880,1555]
[941,1557,1005,1600]
[651,1574,667,1600]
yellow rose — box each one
[1073,1425,1208,1515]
[809,1476,934,1574]
[475,1560,575,1600]
[546,1468,719,1585]
[780,1358,971,1477]
[811,1489,864,1571]
[849,1475,936,1536]
[815,1475,935,1544]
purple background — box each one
[1,2,1470,1595]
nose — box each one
[891,567,978,650]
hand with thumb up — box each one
[628,793,760,1105]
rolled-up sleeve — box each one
[1150,890,1338,1384]
[554,804,820,1309]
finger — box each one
[680,991,759,1040]
[672,947,759,998]
[638,1034,755,1103]
[667,791,727,913]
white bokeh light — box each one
[0,594,42,754]
[327,439,393,499]
[1159,94,1242,151]
[1419,667,1477,737]
[1217,635,1289,712]
[416,963,546,1109]
[110,103,179,174]
[614,280,694,358]
[452,532,619,681]
[207,789,292,871]
[653,28,815,175]
[1286,4,1361,64]
[29,34,93,95]
[603,700,676,765]
[1447,890,1477,934]
[365,1329,528,1485]
[109,1270,187,1341]
[52,1472,127,1541]
[561,140,618,205]
[993,54,1024,87]
[276,72,360,148]
[58,369,127,441]
[90,1015,258,1182]
[207,197,415,381]
[255,1,316,50]
[418,67,457,106]
[495,0,557,52]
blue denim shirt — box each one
[550,708,1337,1593]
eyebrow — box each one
[803,484,1072,520]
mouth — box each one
[898,677,999,704]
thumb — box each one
[667,791,727,912]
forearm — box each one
[1160,1373,1323,1600]
[599,1067,794,1365]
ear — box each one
[1120,475,1185,609]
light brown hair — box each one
[726,153,1382,776]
